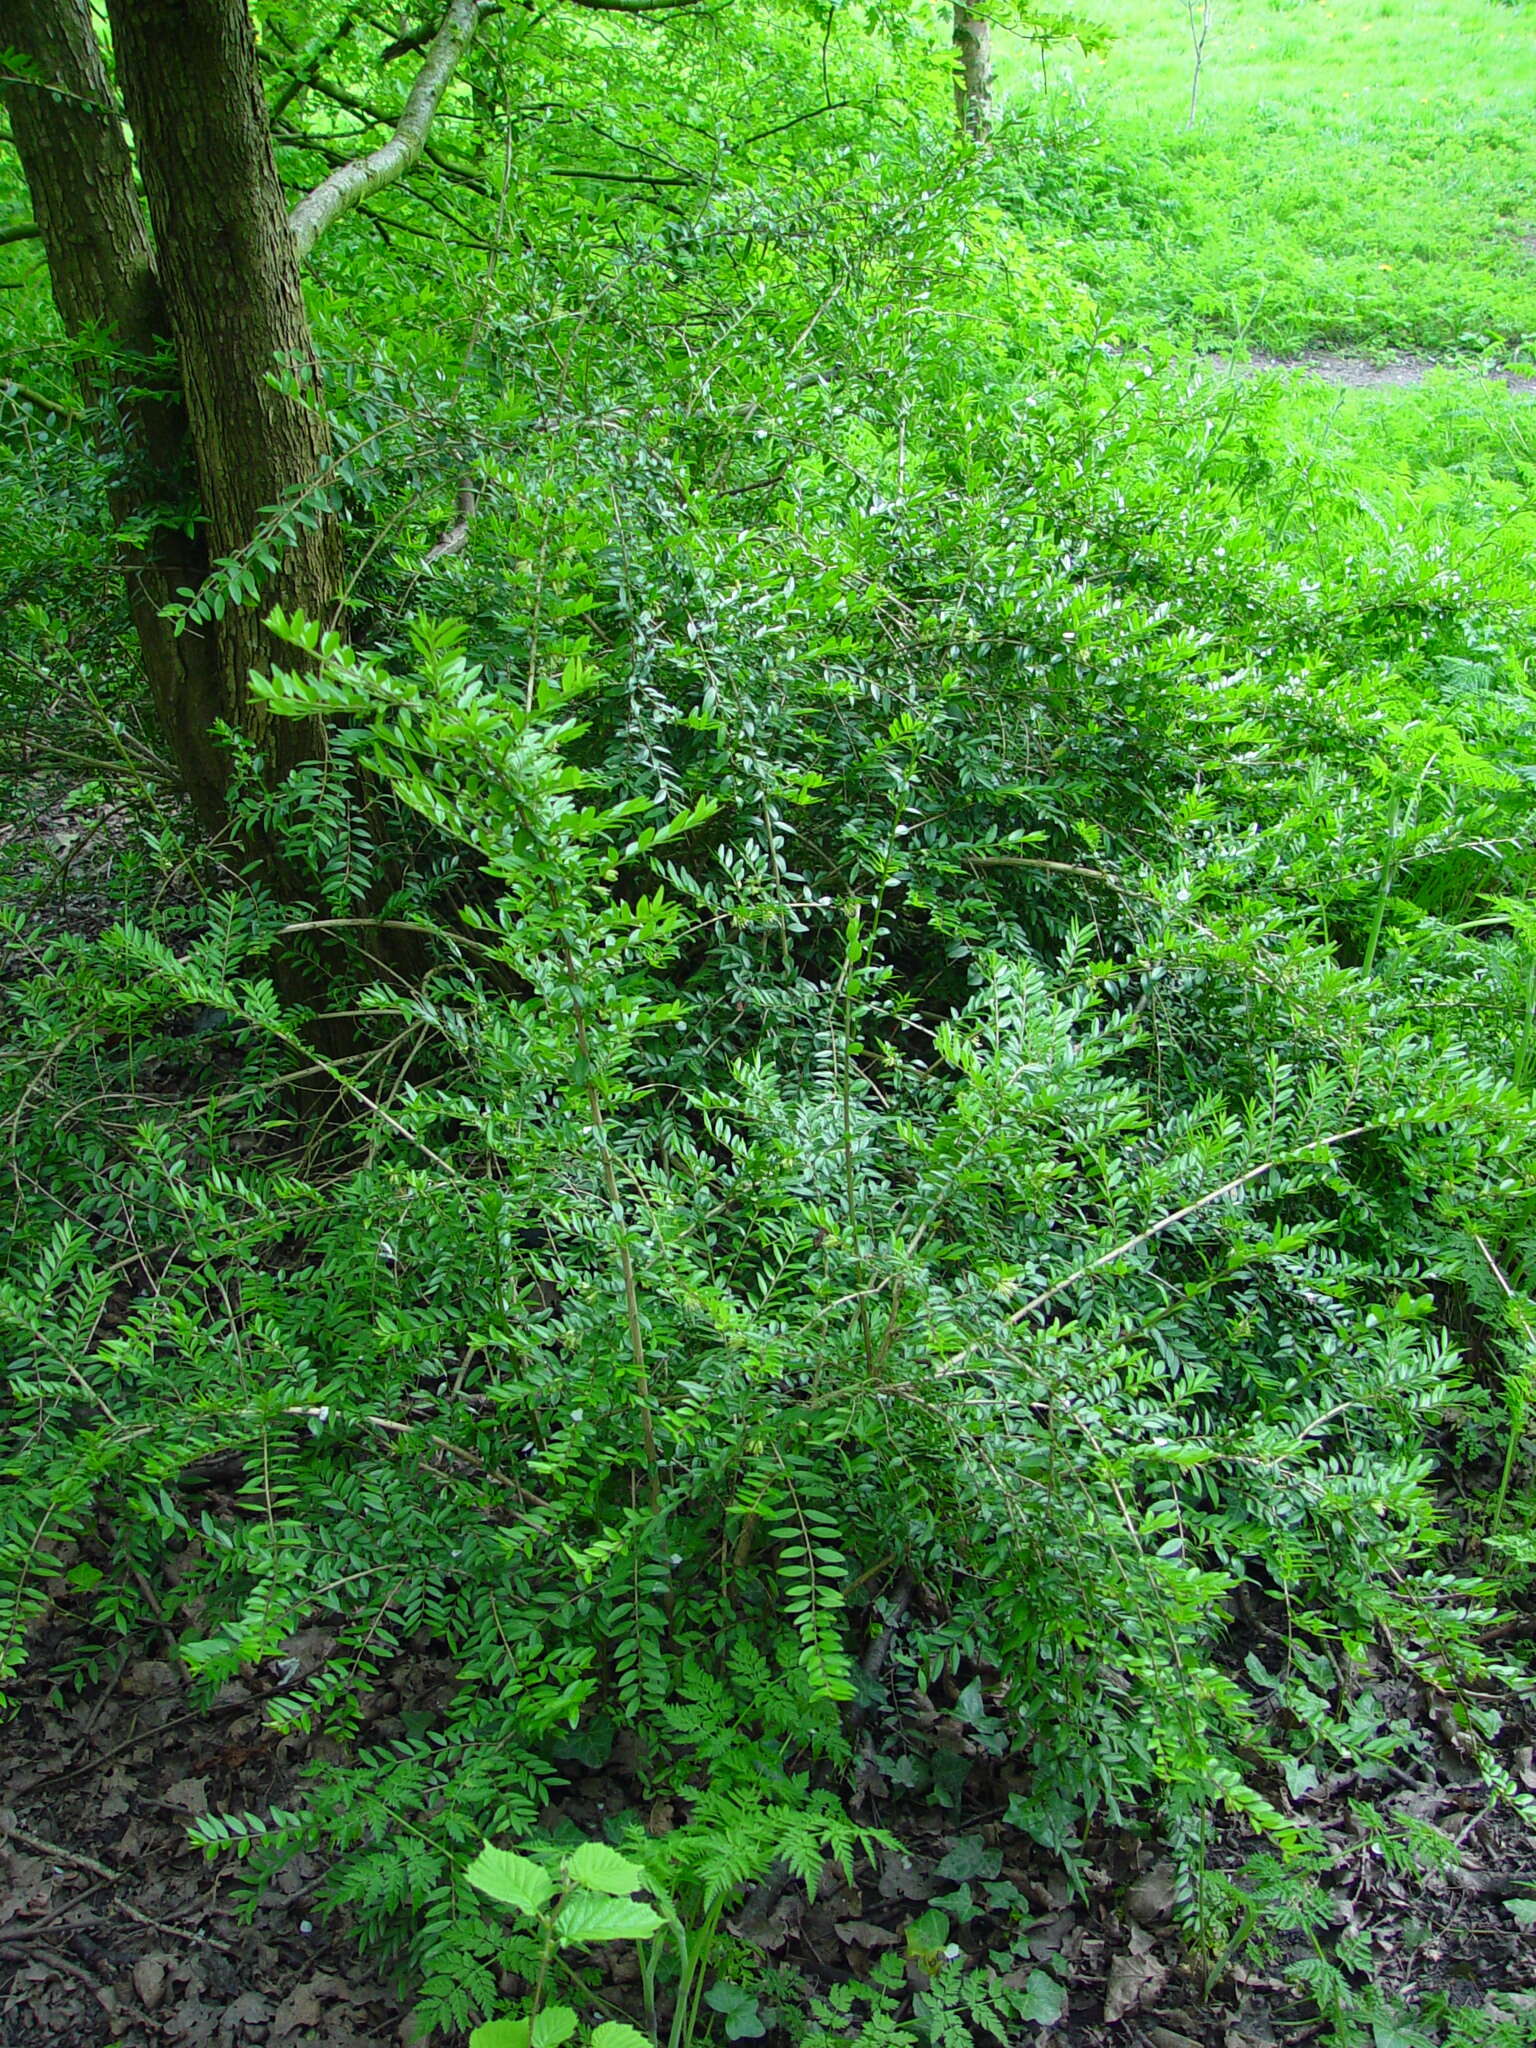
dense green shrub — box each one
[4,42,1536,2048]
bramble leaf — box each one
[465,1846,555,1916]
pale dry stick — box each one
[0,1939,103,1991]
[247,1017,461,1180]
[809,1120,1393,1410]
[423,479,477,564]
[288,0,496,256]
[276,915,490,954]
[965,854,1129,889]
[1001,1121,1375,1329]
[1,378,78,421]
[0,1821,237,1954]
[1475,1232,1517,1304]
[355,1018,440,1176]
[1183,0,1212,130]
[0,1880,108,1941]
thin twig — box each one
[0,1820,236,1952]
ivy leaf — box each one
[705,1984,766,2040]
[567,1843,651,1896]
[465,1846,555,1916]
[936,1835,1000,1882]
[1018,1971,1068,2026]
[555,1891,664,1944]
[1282,1758,1320,1801]
[905,1908,949,1954]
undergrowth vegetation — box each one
[3,2,1536,2044]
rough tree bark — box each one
[0,0,229,824]
[0,0,489,833]
[107,0,340,795]
[3,0,695,843]
[952,3,992,140]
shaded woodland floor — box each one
[5,1595,1535,2048]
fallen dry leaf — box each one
[122,1660,179,1698]
[877,1850,934,1902]
[222,1991,272,2028]
[1104,1949,1168,2024]
[1126,1863,1177,1927]
[162,1776,209,1816]
[133,1953,170,2011]
[273,1979,325,2037]
[834,1919,901,1948]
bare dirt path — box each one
[1211,350,1536,395]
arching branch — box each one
[277,68,492,196]
[287,0,493,258]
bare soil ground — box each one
[0,1630,402,2047]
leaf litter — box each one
[3,1589,1535,2047]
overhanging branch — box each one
[288,0,494,259]
[279,70,492,196]
[268,5,363,121]
[565,0,705,11]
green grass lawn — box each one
[1000,0,1536,356]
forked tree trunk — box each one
[4,0,486,853]
[0,0,336,823]
[0,0,229,825]
[107,0,340,793]
[952,3,993,140]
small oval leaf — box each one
[470,2023,529,2048]
[532,2006,579,2048]
[591,2027,654,2048]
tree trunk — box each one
[107,0,341,793]
[6,0,484,849]
[952,4,992,141]
[0,0,229,825]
